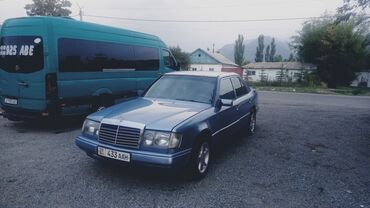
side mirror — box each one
[221,99,233,106]
[137,90,144,97]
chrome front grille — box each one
[98,123,141,149]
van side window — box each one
[58,38,159,72]
[162,49,176,69]
[134,46,159,71]
[219,78,236,100]
[231,77,248,98]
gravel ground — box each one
[1,91,369,208]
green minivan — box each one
[0,16,178,121]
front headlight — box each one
[143,130,182,148]
[82,119,100,138]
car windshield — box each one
[145,75,216,104]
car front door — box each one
[210,77,238,142]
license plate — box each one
[97,146,130,162]
[4,98,17,105]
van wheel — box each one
[188,138,212,180]
[92,95,114,112]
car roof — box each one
[165,71,239,78]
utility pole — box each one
[75,1,83,21]
[78,7,83,21]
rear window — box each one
[58,38,159,72]
[0,36,44,73]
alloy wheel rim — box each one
[197,142,210,174]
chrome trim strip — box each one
[212,112,250,137]
[103,68,136,72]
[101,118,145,130]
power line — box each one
[84,0,329,11]
[84,14,330,23]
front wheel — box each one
[247,110,256,135]
[189,139,211,180]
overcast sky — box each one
[0,0,344,52]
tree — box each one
[234,34,246,66]
[273,54,283,62]
[287,53,295,62]
[25,0,72,16]
[337,0,370,21]
[265,45,270,62]
[276,68,288,83]
[169,46,190,71]
[269,38,276,62]
[255,34,265,62]
[259,69,268,82]
[291,16,368,88]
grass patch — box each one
[249,83,370,96]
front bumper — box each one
[75,136,192,169]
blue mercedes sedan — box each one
[75,71,258,179]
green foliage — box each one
[234,34,246,66]
[273,55,283,62]
[269,38,276,62]
[259,70,268,82]
[303,71,322,87]
[276,69,288,83]
[287,53,295,62]
[25,0,72,16]
[265,45,270,62]
[262,37,278,62]
[337,0,370,21]
[255,34,265,62]
[169,46,190,71]
[291,16,368,88]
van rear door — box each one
[0,19,47,112]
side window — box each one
[231,77,248,97]
[239,77,251,93]
[58,38,135,72]
[162,49,177,69]
[58,38,159,72]
[134,46,159,71]
[219,78,236,100]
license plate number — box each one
[97,147,130,162]
[4,98,17,105]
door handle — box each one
[18,82,28,87]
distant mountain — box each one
[218,36,292,63]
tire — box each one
[247,110,257,135]
[188,138,212,180]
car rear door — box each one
[230,76,253,126]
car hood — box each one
[88,97,211,131]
